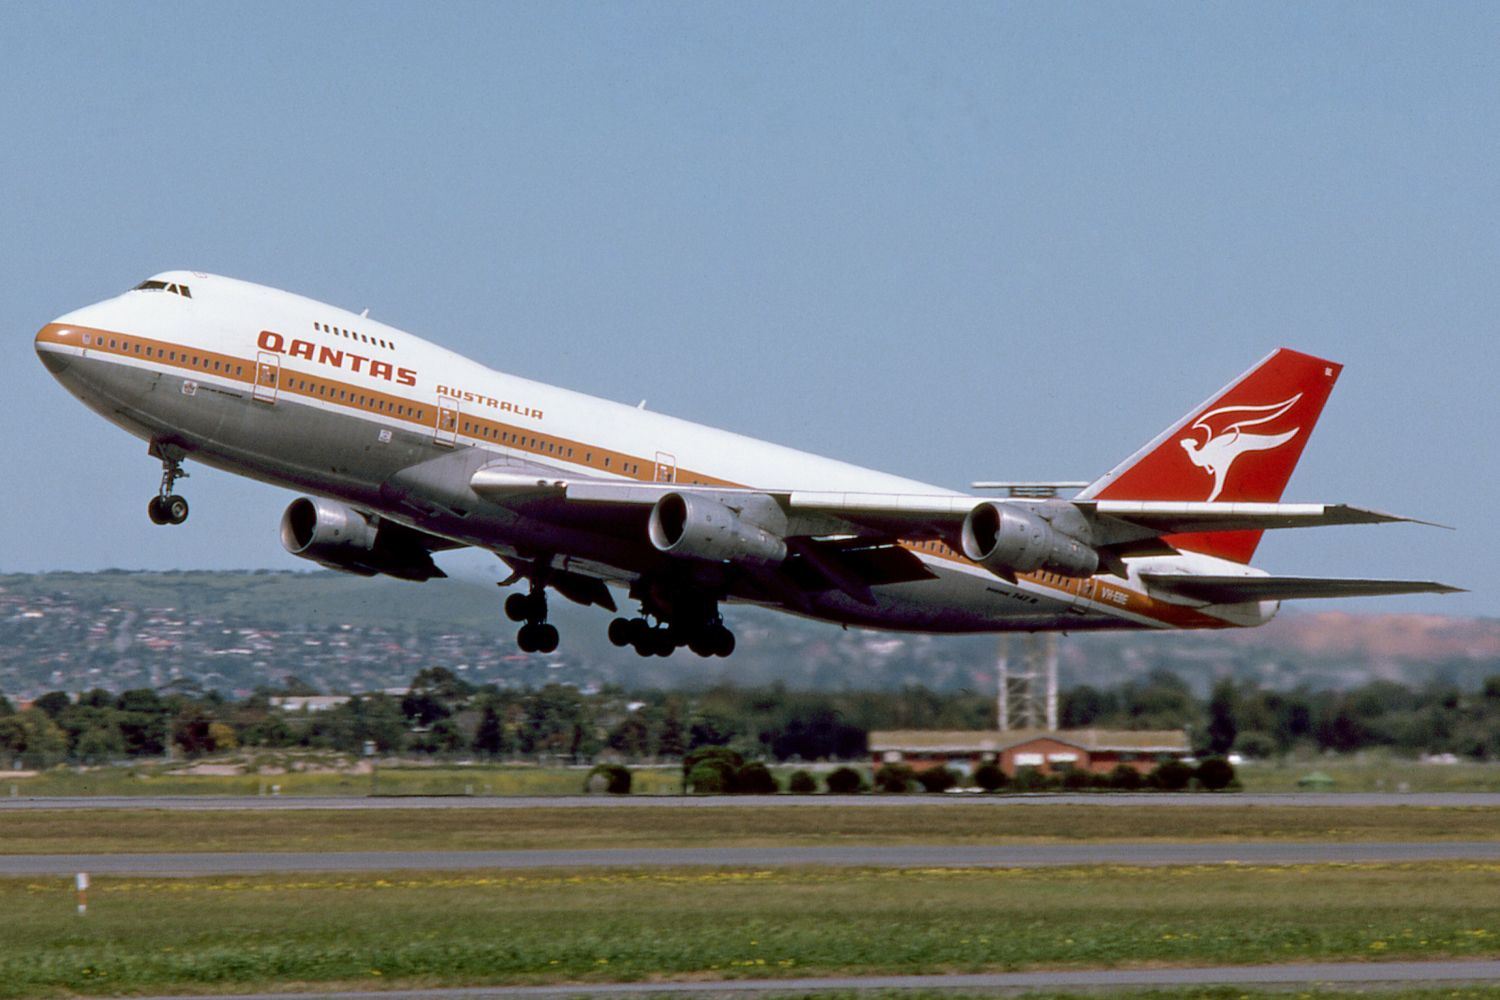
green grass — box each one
[5,761,686,797]
[4,803,1500,855]
[0,862,1496,997]
[1239,755,1500,793]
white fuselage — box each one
[35,271,1266,636]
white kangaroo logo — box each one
[1178,394,1302,501]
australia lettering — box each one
[436,384,543,421]
[258,331,416,388]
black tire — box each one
[516,623,537,652]
[626,617,651,645]
[653,630,676,657]
[536,624,560,654]
[505,593,530,622]
[688,633,714,657]
[607,618,632,646]
[165,495,189,524]
[713,627,736,658]
[147,497,168,525]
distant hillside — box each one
[1,570,1495,699]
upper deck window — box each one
[133,279,192,298]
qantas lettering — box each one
[436,384,543,421]
[258,330,416,387]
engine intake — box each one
[648,492,788,567]
[280,497,445,581]
[960,501,1098,580]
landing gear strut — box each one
[505,580,559,654]
[607,612,734,658]
[147,454,190,525]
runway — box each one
[117,959,1500,997]
[8,839,1500,876]
[5,791,1500,810]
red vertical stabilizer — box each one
[1078,348,1343,563]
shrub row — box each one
[586,756,1236,795]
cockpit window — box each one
[133,279,192,298]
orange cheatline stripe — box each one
[37,323,1232,630]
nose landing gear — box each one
[505,582,559,654]
[147,453,190,525]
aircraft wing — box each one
[1139,573,1465,606]
[468,467,1431,543]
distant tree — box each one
[1107,764,1144,791]
[787,769,818,794]
[1011,767,1054,792]
[916,767,959,794]
[585,763,632,794]
[278,675,321,696]
[682,746,743,781]
[687,762,730,794]
[413,717,465,755]
[207,722,238,752]
[32,691,71,720]
[173,705,217,757]
[0,710,68,768]
[472,703,509,758]
[973,762,1008,792]
[78,688,115,709]
[1060,685,1113,728]
[0,695,12,717]
[825,766,866,794]
[874,762,916,794]
[654,702,686,759]
[1195,756,1236,791]
[1234,731,1278,760]
[1205,679,1238,755]
[74,725,125,765]
[1149,760,1195,791]
[1062,768,1094,790]
[735,761,779,795]
[607,715,652,759]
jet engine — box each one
[279,497,445,581]
[959,501,1098,579]
[648,492,788,567]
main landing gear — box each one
[607,613,735,659]
[147,454,190,525]
[505,581,559,654]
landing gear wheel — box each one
[712,626,735,658]
[510,582,558,654]
[149,448,190,526]
[517,623,538,652]
[163,495,189,525]
[505,593,532,622]
[608,618,633,647]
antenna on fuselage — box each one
[360,308,370,318]
[637,400,648,410]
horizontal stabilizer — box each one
[1140,573,1465,605]
[1085,501,1441,541]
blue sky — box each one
[1,4,1494,616]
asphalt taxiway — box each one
[6,839,1500,876]
[119,959,1500,997]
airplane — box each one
[34,271,1459,658]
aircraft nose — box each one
[34,323,72,375]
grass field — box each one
[2,803,1499,855]
[9,754,1500,796]
[1,862,1496,997]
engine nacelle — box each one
[279,497,445,581]
[960,501,1098,579]
[648,492,788,567]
